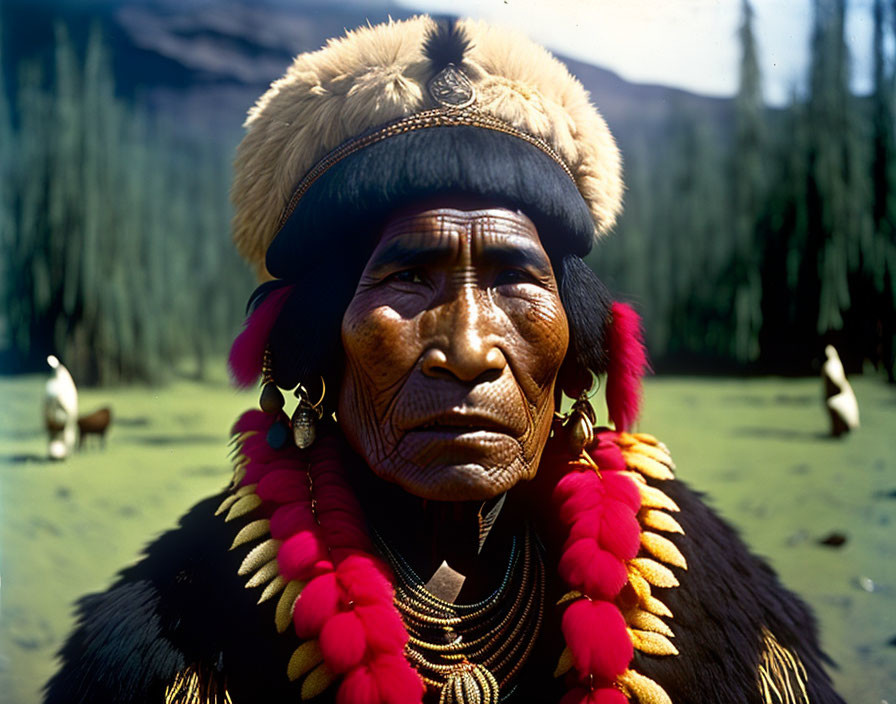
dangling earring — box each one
[291,378,326,449]
[561,383,598,456]
[259,348,291,450]
[259,348,285,413]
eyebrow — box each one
[478,239,552,272]
[364,233,553,276]
[364,238,451,274]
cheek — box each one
[505,295,570,391]
[339,301,423,466]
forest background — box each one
[1,0,895,385]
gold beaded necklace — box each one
[373,527,546,704]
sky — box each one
[398,0,878,106]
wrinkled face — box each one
[338,206,569,501]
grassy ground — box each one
[1,368,894,703]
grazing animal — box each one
[78,407,112,449]
[44,355,78,460]
[822,345,859,437]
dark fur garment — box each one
[44,480,844,703]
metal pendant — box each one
[290,379,326,449]
[440,663,499,704]
[564,394,597,455]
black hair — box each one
[265,126,593,280]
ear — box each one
[605,302,649,432]
[228,285,294,388]
[556,353,593,404]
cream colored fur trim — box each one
[232,16,623,279]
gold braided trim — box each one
[164,665,232,704]
[274,107,577,231]
[758,627,810,704]
[218,436,332,701]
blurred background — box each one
[1,0,895,381]
[1,0,894,703]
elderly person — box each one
[45,17,843,704]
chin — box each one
[389,461,529,502]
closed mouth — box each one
[408,412,512,435]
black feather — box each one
[423,17,472,72]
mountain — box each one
[0,0,734,145]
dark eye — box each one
[494,269,535,286]
[388,269,425,285]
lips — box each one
[406,410,516,435]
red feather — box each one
[554,471,604,521]
[369,654,425,704]
[605,302,649,432]
[269,502,316,540]
[589,436,627,471]
[599,468,641,513]
[559,689,589,704]
[228,286,294,388]
[355,604,408,654]
[337,555,394,606]
[558,539,627,600]
[562,599,633,682]
[566,507,602,543]
[231,409,274,434]
[320,610,368,673]
[293,572,341,638]
[559,689,627,704]
[591,689,629,704]
[337,665,380,704]
[257,469,311,504]
[597,498,641,560]
[277,530,328,582]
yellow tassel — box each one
[288,641,323,681]
[621,470,647,485]
[228,466,247,490]
[233,482,257,497]
[623,452,675,481]
[639,509,684,535]
[276,580,304,633]
[556,590,583,605]
[642,595,673,619]
[553,646,574,677]
[300,663,335,700]
[626,439,674,467]
[628,628,679,656]
[640,532,688,570]
[215,494,239,516]
[632,558,680,588]
[230,519,271,550]
[630,432,670,453]
[614,432,639,448]
[627,571,652,603]
[226,494,263,522]
[258,575,287,604]
[636,483,680,513]
[245,558,280,588]
[626,608,674,638]
[618,668,673,704]
[238,538,281,576]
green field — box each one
[1,369,894,703]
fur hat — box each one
[232,16,623,280]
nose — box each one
[422,288,507,382]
